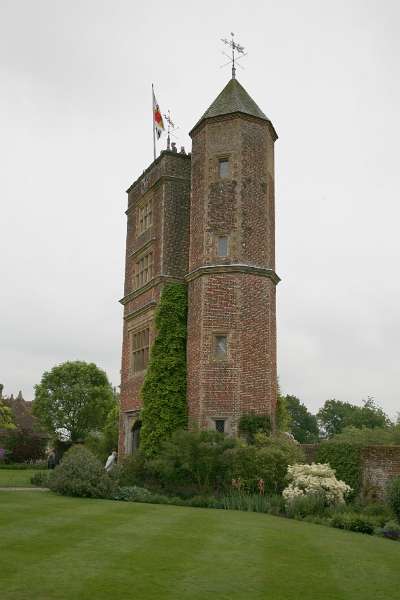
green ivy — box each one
[239,414,272,444]
[316,441,363,498]
[140,283,188,457]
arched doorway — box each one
[131,420,142,452]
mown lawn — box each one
[0,469,45,487]
[0,491,399,600]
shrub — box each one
[239,414,272,444]
[148,429,238,494]
[316,441,362,498]
[140,284,188,456]
[285,493,327,519]
[330,512,376,535]
[378,520,400,541]
[352,500,393,525]
[224,434,304,495]
[331,425,400,446]
[283,463,352,507]
[30,471,50,487]
[116,452,149,487]
[186,495,224,509]
[387,476,400,522]
[2,428,47,463]
[112,486,153,502]
[49,446,116,498]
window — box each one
[213,334,228,359]
[218,158,230,178]
[217,235,229,257]
[134,252,153,289]
[138,199,152,235]
[215,419,225,433]
[131,328,150,373]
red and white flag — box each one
[152,88,165,140]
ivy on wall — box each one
[140,283,188,456]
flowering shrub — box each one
[283,463,352,507]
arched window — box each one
[131,420,142,452]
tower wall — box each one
[119,151,191,455]
[186,113,278,434]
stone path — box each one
[0,487,49,491]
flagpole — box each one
[152,83,156,161]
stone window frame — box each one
[216,233,230,258]
[133,250,154,290]
[130,326,150,375]
[216,154,231,179]
[137,197,153,236]
[206,415,233,436]
[211,331,230,362]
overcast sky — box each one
[1,0,399,418]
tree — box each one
[33,361,114,441]
[275,381,291,432]
[85,397,120,461]
[140,283,188,456]
[285,395,319,443]
[0,400,15,430]
[317,397,390,438]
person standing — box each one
[105,450,117,472]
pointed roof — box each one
[190,78,276,137]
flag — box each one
[152,88,165,140]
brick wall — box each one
[302,443,400,499]
[119,150,191,455]
[187,113,278,434]
[361,446,400,500]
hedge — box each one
[316,441,363,498]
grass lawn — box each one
[0,492,399,600]
[0,469,45,487]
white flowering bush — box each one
[283,463,352,507]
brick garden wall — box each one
[361,446,400,500]
[302,443,400,499]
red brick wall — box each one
[119,151,191,455]
[361,446,400,500]
[187,113,278,433]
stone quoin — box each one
[119,77,280,455]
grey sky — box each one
[1,0,399,418]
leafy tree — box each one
[275,381,291,432]
[33,361,114,442]
[103,401,119,451]
[140,283,188,456]
[285,395,319,443]
[85,399,120,461]
[317,397,391,438]
[353,397,391,429]
[0,400,15,430]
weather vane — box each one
[163,109,178,150]
[220,32,247,79]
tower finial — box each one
[220,32,246,79]
[163,109,178,151]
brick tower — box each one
[186,77,280,435]
[119,150,191,454]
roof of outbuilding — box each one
[190,78,272,134]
